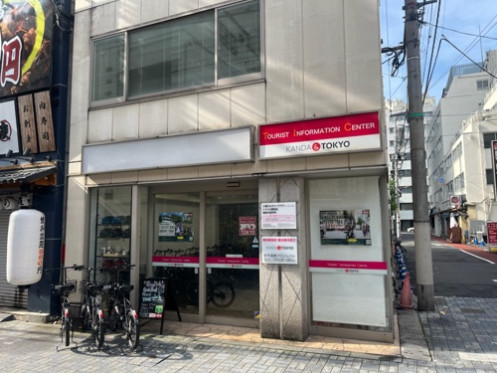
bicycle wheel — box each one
[91,310,105,348]
[64,317,71,346]
[185,281,199,305]
[108,305,122,332]
[211,282,235,307]
[80,303,91,331]
[125,310,140,349]
[61,306,71,346]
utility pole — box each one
[404,0,435,311]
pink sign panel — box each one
[309,259,387,275]
[259,112,380,159]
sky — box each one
[380,0,497,104]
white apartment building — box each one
[65,0,393,342]
[427,52,496,241]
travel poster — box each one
[158,212,194,242]
[319,209,371,245]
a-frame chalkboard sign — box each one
[139,278,181,334]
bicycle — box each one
[105,264,140,349]
[46,264,85,348]
[186,272,235,308]
[80,267,106,349]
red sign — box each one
[239,216,257,236]
[487,222,497,246]
[259,112,380,159]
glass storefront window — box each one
[151,193,200,315]
[205,192,259,320]
[89,187,132,284]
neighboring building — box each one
[66,0,393,342]
[427,51,497,241]
[0,0,72,313]
[386,98,435,235]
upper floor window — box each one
[91,0,261,104]
[483,133,497,148]
[477,79,489,91]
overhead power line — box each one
[420,21,497,40]
[441,35,497,80]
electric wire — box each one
[422,0,442,105]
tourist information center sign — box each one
[259,112,380,159]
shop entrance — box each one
[151,188,259,327]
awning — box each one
[0,165,57,185]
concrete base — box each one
[0,308,50,323]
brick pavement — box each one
[3,300,497,372]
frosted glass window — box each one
[218,0,260,79]
[91,35,125,101]
[128,11,215,97]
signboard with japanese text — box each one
[487,222,497,247]
[17,94,38,153]
[261,236,298,265]
[0,0,53,97]
[261,202,297,229]
[259,112,380,159]
[0,99,20,154]
[34,90,55,151]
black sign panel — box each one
[139,278,166,319]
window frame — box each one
[90,0,264,107]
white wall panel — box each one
[169,0,199,16]
[343,0,382,113]
[141,0,169,23]
[231,83,266,127]
[199,91,231,131]
[70,10,91,162]
[90,2,116,36]
[168,95,199,134]
[265,0,304,122]
[117,0,141,29]
[112,104,140,141]
[302,0,346,117]
[139,100,168,139]
[199,0,227,8]
[88,109,113,143]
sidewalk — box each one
[5,299,497,372]
[3,235,497,371]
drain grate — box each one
[460,308,486,314]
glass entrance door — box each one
[152,193,200,317]
[205,192,259,323]
[150,188,259,325]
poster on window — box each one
[320,209,371,245]
[158,212,194,242]
[239,216,257,236]
[0,0,53,97]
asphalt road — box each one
[401,234,497,298]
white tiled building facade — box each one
[65,0,394,342]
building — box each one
[427,52,497,241]
[65,0,394,342]
[0,0,72,313]
[386,98,435,235]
